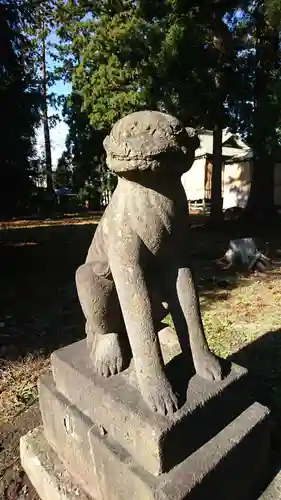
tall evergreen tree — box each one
[25,1,58,193]
[53,0,281,222]
[62,92,104,187]
[0,1,41,215]
[54,0,246,219]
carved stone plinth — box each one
[21,339,271,500]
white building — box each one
[181,128,253,212]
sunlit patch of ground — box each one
[0,212,101,231]
[201,270,281,358]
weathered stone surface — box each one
[20,427,91,500]
[51,340,250,476]
[40,374,156,500]
[75,109,223,417]
[39,373,100,500]
[103,110,199,173]
[39,374,270,500]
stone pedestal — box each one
[21,338,271,500]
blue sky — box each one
[36,32,71,168]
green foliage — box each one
[54,1,245,130]
[56,91,118,208]
[58,9,157,128]
[229,4,281,149]
[61,92,106,192]
[55,156,72,188]
[77,184,100,210]
[51,0,253,219]
[52,0,281,218]
[225,2,281,215]
[265,0,281,26]
[4,0,281,219]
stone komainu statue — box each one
[76,110,222,416]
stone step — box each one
[20,427,91,500]
[51,339,251,476]
[38,373,270,500]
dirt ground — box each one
[1,213,281,498]
[0,404,40,499]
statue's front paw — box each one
[139,374,178,417]
[91,333,124,377]
[193,350,222,382]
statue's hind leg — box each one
[75,263,129,376]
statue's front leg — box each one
[180,267,222,381]
[109,246,178,416]
[75,263,128,376]
[169,266,222,382]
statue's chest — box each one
[135,209,177,257]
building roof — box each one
[194,128,253,162]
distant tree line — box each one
[2,0,281,222]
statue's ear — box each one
[185,128,200,152]
[191,135,200,152]
[103,134,111,154]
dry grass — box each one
[1,213,281,426]
[0,212,101,230]
[0,356,48,423]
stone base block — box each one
[51,339,251,475]
[20,427,91,500]
[39,374,270,500]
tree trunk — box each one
[243,7,280,224]
[42,33,53,193]
[209,14,228,225]
[210,123,223,223]
[243,156,278,223]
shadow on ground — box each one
[0,217,280,362]
[230,329,281,418]
[0,222,98,361]
[229,329,281,495]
